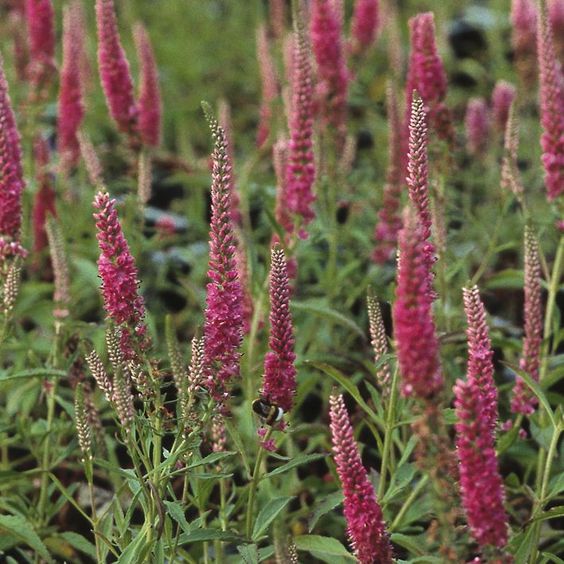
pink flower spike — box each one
[32,136,56,254]
[96,0,138,135]
[134,23,162,148]
[511,0,538,86]
[285,10,316,235]
[549,0,564,60]
[93,191,147,359]
[454,378,509,549]
[462,286,499,435]
[329,394,393,564]
[256,24,279,149]
[261,245,297,413]
[512,227,543,415]
[58,2,85,173]
[310,0,349,146]
[373,83,403,264]
[465,97,490,156]
[24,0,55,69]
[406,12,452,142]
[491,80,516,132]
[202,103,244,405]
[350,0,380,56]
[393,206,443,399]
[0,55,26,252]
[537,3,564,201]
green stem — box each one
[245,427,273,538]
[37,378,56,526]
[378,367,399,500]
[389,475,429,532]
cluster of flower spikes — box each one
[93,191,148,361]
[329,394,393,564]
[201,103,244,407]
[0,55,26,261]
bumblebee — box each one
[252,398,284,426]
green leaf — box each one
[0,514,53,563]
[497,421,521,454]
[502,362,558,429]
[59,532,97,559]
[0,368,67,381]
[264,453,326,478]
[224,419,252,477]
[292,302,365,339]
[308,491,344,532]
[237,543,259,564]
[163,500,191,534]
[116,527,148,564]
[252,496,293,541]
[185,451,236,470]
[530,506,564,523]
[548,472,564,498]
[176,528,244,545]
[485,268,524,290]
[294,535,355,560]
[390,533,426,556]
[305,362,382,425]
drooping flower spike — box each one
[96,0,138,135]
[329,394,393,564]
[93,191,148,360]
[512,227,543,415]
[58,1,85,173]
[392,206,442,399]
[133,23,162,148]
[537,1,564,201]
[201,102,244,406]
[260,245,297,414]
[454,378,509,551]
[462,286,498,436]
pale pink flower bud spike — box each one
[462,286,498,436]
[134,23,162,148]
[537,2,564,201]
[465,97,490,157]
[95,0,138,135]
[500,101,525,201]
[373,83,403,264]
[367,292,391,393]
[512,227,543,415]
[392,206,442,399]
[58,2,85,174]
[329,394,393,564]
[201,102,244,407]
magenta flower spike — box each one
[465,97,490,156]
[24,0,55,68]
[310,0,349,146]
[454,378,509,550]
[491,80,516,132]
[133,23,162,148]
[32,136,56,254]
[512,227,543,415]
[261,245,297,413]
[350,0,380,56]
[285,10,316,237]
[511,0,538,86]
[549,0,564,59]
[406,12,452,143]
[329,394,393,564]
[462,286,498,436]
[373,83,403,264]
[537,3,564,201]
[96,0,138,135]
[93,191,147,359]
[58,2,85,172]
[202,103,244,405]
[0,55,26,256]
[392,206,443,399]
[256,24,279,149]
